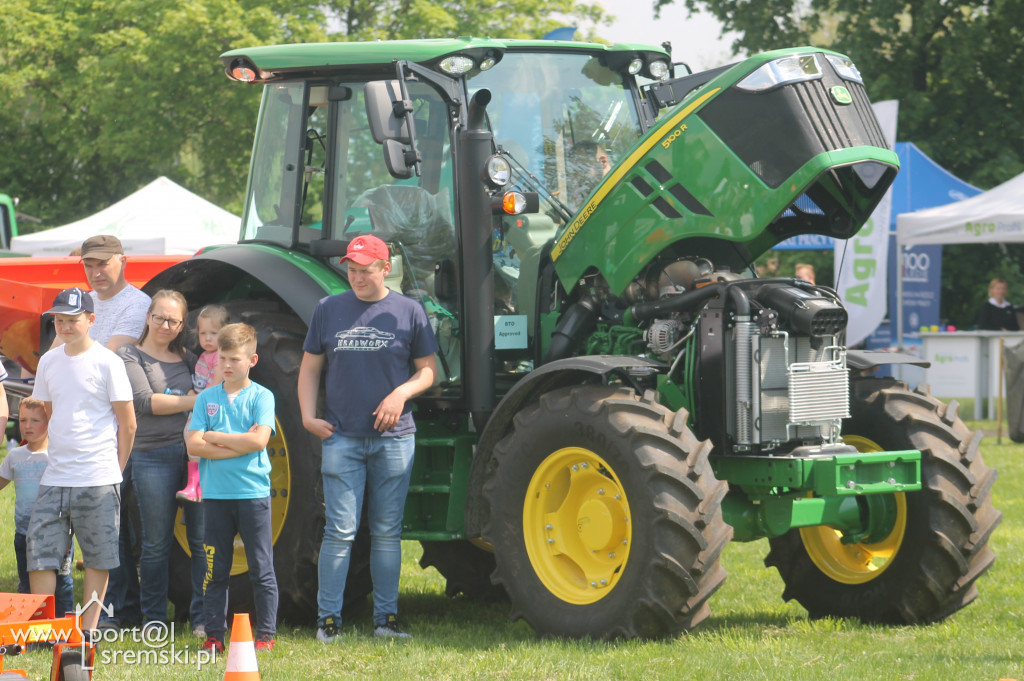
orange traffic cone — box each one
[224,613,260,681]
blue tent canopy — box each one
[890,141,980,218]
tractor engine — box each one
[720,282,849,453]
[627,259,850,455]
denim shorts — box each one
[27,485,121,571]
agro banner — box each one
[834,100,898,346]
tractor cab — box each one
[227,39,671,388]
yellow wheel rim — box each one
[800,435,907,584]
[522,447,632,604]
[174,416,291,576]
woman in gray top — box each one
[116,289,205,630]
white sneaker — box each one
[373,615,411,639]
[192,625,206,638]
[316,616,340,643]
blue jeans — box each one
[15,532,74,616]
[129,442,205,625]
[318,433,415,625]
[203,498,278,640]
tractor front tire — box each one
[765,378,1002,623]
[481,385,731,639]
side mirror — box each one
[366,80,421,179]
[383,139,415,180]
[365,80,410,144]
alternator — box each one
[646,319,685,357]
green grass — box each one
[1,431,1022,680]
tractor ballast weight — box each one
[148,38,1000,639]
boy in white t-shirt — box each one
[0,398,75,615]
[29,287,137,632]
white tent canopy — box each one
[894,170,1024,344]
[10,176,239,256]
[896,170,1024,247]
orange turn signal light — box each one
[502,191,527,215]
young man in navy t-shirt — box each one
[298,234,438,641]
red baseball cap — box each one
[340,234,390,265]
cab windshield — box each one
[468,51,643,216]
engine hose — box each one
[629,279,752,322]
[628,283,724,322]
[727,283,751,317]
[543,296,600,363]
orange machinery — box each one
[0,255,186,373]
[0,592,93,679]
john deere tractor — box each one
[151,39,1000,638]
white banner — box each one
[834,100,899,347]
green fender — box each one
[143,243,348,317]
[464,355,664,538]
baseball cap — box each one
[340,234,389,266]
[80,234,125,260]
[44,287,95,316]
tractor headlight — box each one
[439,55,476,75]
[485,154,511,187]
[825,54,863,84]
[736,54,822,92]
[628,58,644,75]
[648,60,670,81]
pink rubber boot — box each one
[176,461,202,502]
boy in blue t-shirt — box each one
[0,398,75,616]
[186,323,278,653]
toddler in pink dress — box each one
[176,304,229,502]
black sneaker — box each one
[316,616,340,643]
[373,614,411,639]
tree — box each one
[323,0,610,41]
[0,0,326,227]
[0,0,611,229]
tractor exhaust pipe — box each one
[458,89,496,431]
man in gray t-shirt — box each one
[81,235,151,348]
[50,235,151,352]
[89,285,152,348]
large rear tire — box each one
[481,385,731,638]
[765,378,1002,623]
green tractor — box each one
[153,39,1000,638]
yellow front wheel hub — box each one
[522,447,631,604]
[800,434,907,584]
